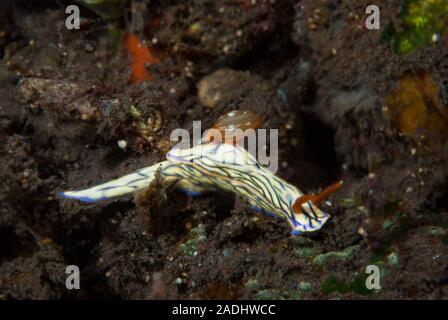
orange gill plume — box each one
[204,110,263,145]
[292,180,344,214]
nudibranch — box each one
[59,111,343,235]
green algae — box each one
[387,252,399,266]
[179,224,206,256]
[430,227,448,246]
[298,281,312,292]
[244,278,260,290]
[429,226,446,237]
[295,246,321,259]
[322,262,386,296]
[339,198,355,208]
[382,0,448,54]
[383,218,395,230]
[245,279,259,290]
[313,245,359,266]
[321,276,351,295]
[292,236,321,259]
[256,289,301,300]
[443,237,448,246]
[339,195,366,210]
[247,274,310,298]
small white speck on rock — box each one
[432,33,439,43]
[358,227,367,236]
[118,140,128,149]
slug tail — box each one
[58,161,170,203]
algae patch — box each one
[382,0,448,54]
[313,245,359,266]
[179,224,207,256]
[322,262,386,296]
[385,71,448,143]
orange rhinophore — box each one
[123,33,159,83]
[292,180,344,214]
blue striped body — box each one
[60,143,331,234]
